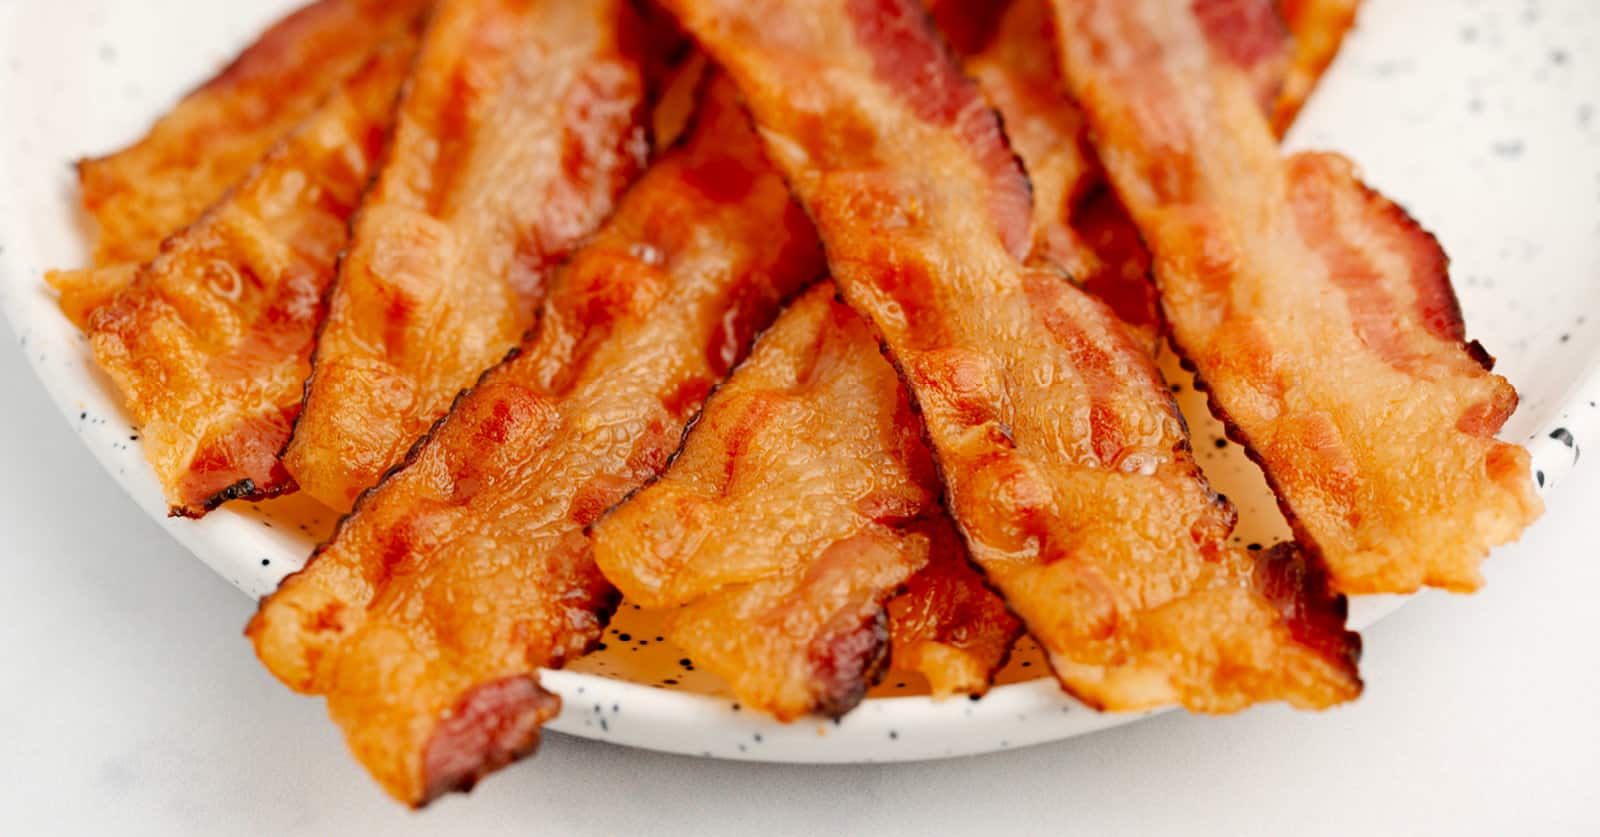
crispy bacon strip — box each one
[249,78,821,805]
[938,0,1353,342]
[886,514,1021,697]
[1053,0,1541,592]
[665,0,1361,711]
[1273,0,1362,133]
[594,286,1020,715]
[936,0,1327,343]
[84,40,416,517]
[953,0,1161,342]
[48,0,430,325]
[282,0,652,511]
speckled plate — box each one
[3,0,1597,763]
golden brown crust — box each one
[248,77,822,805]
[665,0,1361,711]
[594,285,1020,717]
[1053,0,1541,593]
[47,0,430,328]
[282,0,654,511]
[1272,0,1362,134]
[83,40,416,517]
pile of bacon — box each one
[50,0,1542,806]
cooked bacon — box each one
[935,0,1319,345]
[1191,0,1292,113]
[248,77,822,805]
[1052,0,1541,593]
[664,0,1361,711]
[282,0,653,511]
[49,264,140,329]
[83,40,415,517]
[886,514,1021,697]
[953,0,1161,342]
[934,0,1352,343]
[1273,0,1362,134]
[48,0,430,325]
[593,285,1020,716]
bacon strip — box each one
[664,0,1361,711]
[952,0,1161,343]
[282,0,652,511]
[248,78,821,805]
[886,513,1021,697]
[594,285,1021,715]
[84,40,416,517]
[1273,0,1362,133]
[48,0,430,325]
[935,0,1332,345]
[1052,0,1541,593]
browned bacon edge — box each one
[810,608,893,718]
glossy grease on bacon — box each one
[664,0,1361,711]
[284,0,652,510]
[249,78,821,805]
[85,41,415,517]
[594,286,1020,717]
[1053,0,1541,593]
[49,0,429,325]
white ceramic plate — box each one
[3,0,1597,764]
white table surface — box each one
[3,312,1597,835]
